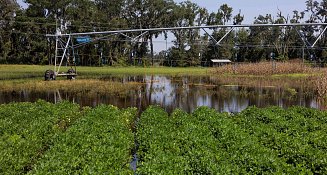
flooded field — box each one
[0,75,321,113]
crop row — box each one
[30,105,136,174]
[137,106,327,174]
[0,101,136,174]
[236,106,327,173]
[0,100,81,174]
[1,101,327,174]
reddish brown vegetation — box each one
[213,62,317,76]
[316,73,327,98]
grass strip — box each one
[0,65,210,80]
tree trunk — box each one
[150,35,154,66]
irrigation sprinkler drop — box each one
[45,22,327,79]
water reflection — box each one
[0,75,321,113]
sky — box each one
[174,0,308,24]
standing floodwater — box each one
[0,75,320,113]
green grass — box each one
[271,73,315,78]
[0,79,141,97]
[78,66,210,77]
[1,64,325,80]
[0,65,47,80]
[0,65,211,80]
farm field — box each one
[0,65,210,80]
[3,0,327,173]
[138,106,327,174]
[1,101,327,174]
[0,62,325,80]
[0,101,136,174]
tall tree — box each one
[0,0,19,63]
[204,4,234,62]
[123,0,176,65]
[169,1,202,66]
[218,4,232,25]
[303,0,327,60]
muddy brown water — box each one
[0,75,321,113]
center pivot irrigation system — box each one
[45,23,327,80]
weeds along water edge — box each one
[0,65,211,80]
[213,61,323,76]
[0,79,142,97]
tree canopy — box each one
[0,0,326,66]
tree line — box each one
[1,0,327,66]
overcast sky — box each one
[175,0,308,23]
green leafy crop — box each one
[137,106,327,174]
[0,100,81,174]
[30,105,136,174]
[1,102,326,174]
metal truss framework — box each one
[46,23,327,76]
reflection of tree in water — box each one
[0,75,321,112]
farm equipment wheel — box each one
[67,68,76,80]
[44,70,56,81]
